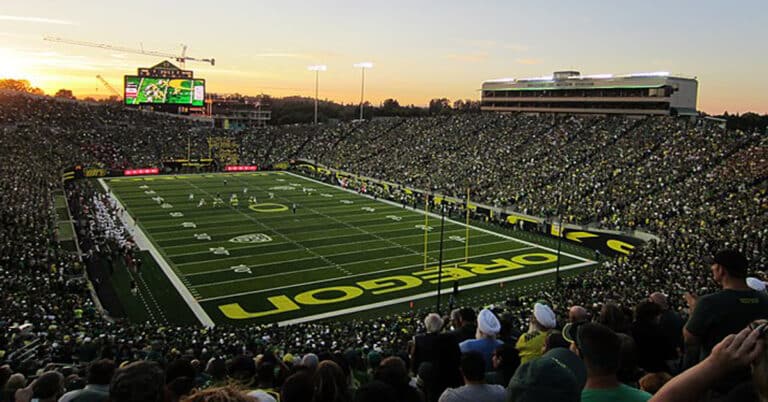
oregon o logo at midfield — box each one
[248,203,288,213]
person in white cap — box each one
[516,302,557,364]
[459,309,503,371]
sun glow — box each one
[0,48,38,84]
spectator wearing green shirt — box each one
[570,323,651,402]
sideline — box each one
[98,178,215,327]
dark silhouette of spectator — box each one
[374,357,422,402]
[684,249,768,393]
[352,380,398,402]
[649,292,684,368]
[59,359,114,402]
[281,371,314,402]
[631,301,675,373]
[226,356,256,389]
[166,359,198,402]
[14,371,63,402]
[109,361,165,402]
[597,303,631,335]
[181,386,253,402]
[485,344,520,387]
[313,360,352,402]
[411,313,461,402]
[448,308,477,344]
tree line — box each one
[211,94,481,125]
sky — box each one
[0,0,766,114]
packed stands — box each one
[0,91,765,401]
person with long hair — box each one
[314,360,352,402]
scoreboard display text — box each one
[124,76,205,106]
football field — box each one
[101,172,596,327]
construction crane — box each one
[43,36,215,67]
[96,75,122,101]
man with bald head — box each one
[568,306,589,323]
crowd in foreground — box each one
[3,254,768,402]
[0,92,766,401]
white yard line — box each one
[273,260,595,326]
[231,175,439,264]
[196,246,536,301]
[98,178,215,328]
[175,229,497,263]
[162,225,468,252]
[181,178,347,274]
[286,172,594,264]
[144,209,415,230]
[153,214,427,243]
[192,239,519,287]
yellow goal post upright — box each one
[423,191,430,271]
[465,187,470,263]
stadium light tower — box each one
[353,62,373,120]
[308,65,327,125]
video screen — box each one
[124,76,205,106]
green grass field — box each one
[101,172,597,327]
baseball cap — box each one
[507,348,585,402]
[706,249,748,277]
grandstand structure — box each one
[210,98,272,129]
[481,71,698,116]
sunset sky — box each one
[1,0,766,114]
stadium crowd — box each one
[0,91,766,401]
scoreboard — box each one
[124,77,205,106]
[123,61,206,111]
